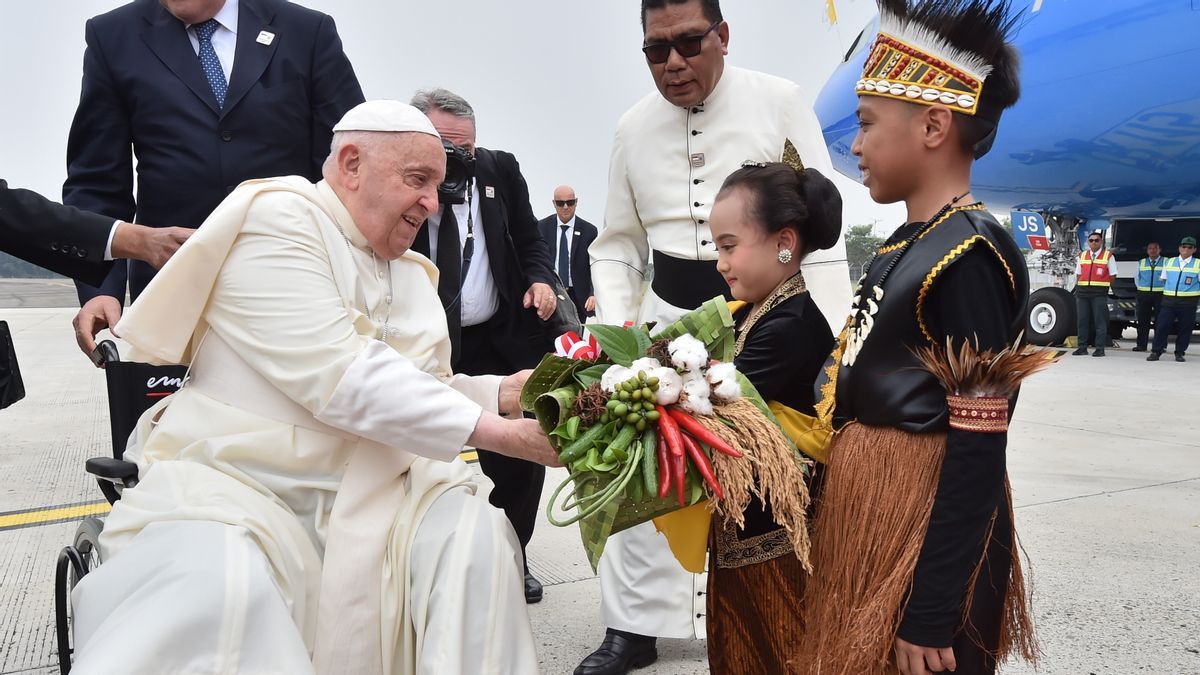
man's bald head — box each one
[553,185,578,223]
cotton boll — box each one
[668,334,709,373]
[652,367,684,405]
[600,365,632,393]
[706,362,742,403]
[679,373,713,416]
[630,357,663,375]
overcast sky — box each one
[0,0,903,233]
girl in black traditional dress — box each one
[704,159,841,674]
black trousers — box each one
[1135,291,1163,349]
[1075,291,1108,347]
[1152,299,1199,356]
[458,319,546,573]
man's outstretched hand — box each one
[523,282,557,321]
[111,223,192,269]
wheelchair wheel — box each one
[55,517,104,675]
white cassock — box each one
[69,177,538,675]
[589,66,853,639]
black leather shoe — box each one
[1072,347,1089,356]
[1147,352,1161,361]
[524,573,543,604]
[574,630,657,675]
[1092,348,1106,357]
[1132,346,1147,352]
[1175,354,1186,362]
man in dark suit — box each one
[409,88,558,605]
[2,179,190,409]
[64,0,364,359]
[2,180,190,287]
[538,185,597,322]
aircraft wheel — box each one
[1027,287,1074,346]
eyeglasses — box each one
[642,21,721,64]
[1088,238,1101,243]
[554,199,577,207]
[1181,244,1196,248]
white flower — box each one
[668,334,709,373]
[652,367,684,405]
[679,372,713,416]
[630,357,664,375]
[600,365,633,393]
[706,362,742,403]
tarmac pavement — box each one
[1,306,1196,674]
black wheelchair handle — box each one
[90,340,120,367]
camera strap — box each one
[460,179,476,285]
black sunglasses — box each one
[554,199,578,207]
[1088,238,1102,242]
[642,21,721,64]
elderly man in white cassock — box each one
[69,101,559,675]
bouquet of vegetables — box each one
[521,297,811,570]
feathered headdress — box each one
[858,0,1021,123]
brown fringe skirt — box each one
[793,423,1033,675]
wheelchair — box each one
[54,340,187,674]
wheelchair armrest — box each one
[85,457,139,486]
[90,340,120,367]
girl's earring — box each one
[777,248,793,264]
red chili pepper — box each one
[656,405,686,457]
[680,433,724,500]
[657,432,671,499]
[667,409,742,458]
[672,450,687,507]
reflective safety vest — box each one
[1136,257,1165,292]
[1077,249,1113,287]
[1162,257,1200,298]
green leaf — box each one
[633,325,653,355]
[573,362,611,388]
[533,385,581,435]
[551,416,581,442]
[520,354,580,412]
[587,324,641,366]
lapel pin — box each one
[485,186,495,199]
[257,31,275,46]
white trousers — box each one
[71,487,537,674]
[598,521,706,639]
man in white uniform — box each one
[70,101,558,675]
[580,1,851,672]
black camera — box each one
[438,139,476,205]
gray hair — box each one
[410,88,476,124]
[322,130,388,174]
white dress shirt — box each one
[185,0,239,82]
[554,216,576,286]
[104,221,121,260]
[425,182,500,327]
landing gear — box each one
[1026,287,1075,346]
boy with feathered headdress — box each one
[797,2,1056,673]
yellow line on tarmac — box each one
[0,501,111,531]
[1,452,480,532]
